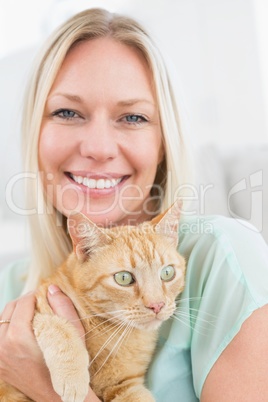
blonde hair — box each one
[22,8,193,292]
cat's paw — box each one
[105,384,155,402]
[52,368,90,402]
[114,393,155,402]
[34,314,90,401]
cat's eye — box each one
[114,271,135,286]
[160,265,175,281]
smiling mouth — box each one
[68,173,127,189]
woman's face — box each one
[39,38,163,226]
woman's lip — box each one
[65,172,130,197]
[66,171,127,180]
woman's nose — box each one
[79,118,118,162]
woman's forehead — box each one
[48,37,156,106]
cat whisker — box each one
[173,311,217,332]
[177,311,217,325]
[83,312,127,339]
[175,296,204,304]
[89,321,127,369]
[109,321,134,363]
[69,313,125,344]
[123,320,134,345]
[175,306,218,320]
[85,320,122,341]
[171,314,208,336]
[71,309,129,323]
[187,307,216,316]
[92,321,133,378]
[175,307,218,328]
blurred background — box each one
[1,0,268,267]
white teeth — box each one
[96,179,105,189]
[105,179,111,189]
[71,174,123,189]
[88,179,96,188]
[83,177,88,186]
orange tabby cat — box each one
[0,201,186,402]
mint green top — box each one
[1,216,268,401]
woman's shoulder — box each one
[179,213,262,238]
[0,258,30,311]
[178,214,267,257]
[179,214,268,305]
[177,215,268,397]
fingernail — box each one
[48,284,61,295]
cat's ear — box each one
[68,211,112,261]
[152,199,182,247]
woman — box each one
[0,8,268,401]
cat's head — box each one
[68,200,186,331]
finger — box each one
[9,293,36,337]
[0,294,39,355]
[0,299,17,320]
[0,299,19,336]
[47,285,85,339]
[11,292,36,325]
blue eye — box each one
[126,115,140,123]
[62,110,76,118]
[52,109,79,119]
[124,114,148,125]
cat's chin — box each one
[133,318,164,332]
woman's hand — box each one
[0,287,100,401]
[47,284,86,341]
[0,292,61,401]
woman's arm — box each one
[0,292,61,401]
[0,288,100,401]
[201,304,268,401]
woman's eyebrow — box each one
[117,99,155,107]
[47,94,155,107]
[47,93,83,103]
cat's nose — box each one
[146,302,165,314]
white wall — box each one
[1,0,267,148]
[254,0,268,134]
